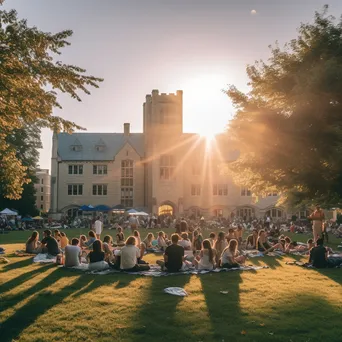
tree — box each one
[225,5,342,209]
[0,124,42,215]
[0,8,103,199]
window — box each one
[237,207,255,218]
[41,178,44,185]
[93,165,108,175]
[160,155,175,180]
[191,184,201,196]
[41,196,43,201]
[121,160,133,207]
[67,184,83,196]
[40,204,43,209]
[68,165,83,175]
[268,192,278,196]
[241,187,251,196]
[70,145,82,152]
[213,184,228,196]
[41,187,43,193]
[266,208,283,218]
[92,184,108,196]
[121,187,133,207]
[213,209,223,217]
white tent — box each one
[0,208,18,216]
[135,211,149,216]
[127,209,138,214]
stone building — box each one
[34,169,51,213]
[50,89,290,219]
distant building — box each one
[50,89,289,219]
[34,169,51,213]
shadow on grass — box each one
[247,256,283,269]
[128,274,191,341]
[0,257,34,272]
[0,263,55,295]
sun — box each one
[199,128,217,142]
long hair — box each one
[256,229,265,247]
[126,236,136,246]
[202,239,214,263]
[228,239,238,255]
[27,231,38,244]
[92,240,102,253]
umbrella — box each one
[135,211,149,216]
[32,216,44,220]
[94,205,111,212]
[0,208,18,216]
[21,217,33,222]
[80,205,95,212]
[127,209,138,214]
[112,204,125,210]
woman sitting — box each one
[25,231,41,254]
[214,231,227,265]
[79,235,87,248]
[54,229,61,245]
[60,232,69,249]
[221,239,246,268]
[133,230,141,247]
[226,228,236,243]
[84,231,97,249]
[157,231,168,250]
[246,229,258,249]
[178,232,192,250]
[256,230,283,253]
[102,235,114,262]
[192,230,203,251]
[194,239,216,270]
[208,232,216,248]
[119,236,150,272]
[116,227,125,246]
[87,240,109,271]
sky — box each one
[4,0,342,170]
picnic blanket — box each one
[83,264,268,277]
[33,253,57,263]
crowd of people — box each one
[24,211,342,272]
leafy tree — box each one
[0,8,103,199]
[226,5,342,209]
[0,124,42,215]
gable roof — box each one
[57,133,145,161]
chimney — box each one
[124,123,130,136]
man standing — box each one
[129,215,139,233]
[309,205,325,242]
[94,216,102,240]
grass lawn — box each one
[0,229,341,342]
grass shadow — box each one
[0,257,34,272]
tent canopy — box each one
[0,208,18,216]
[32,216,43,220]
[94,205,111,212]
[21,217,33,222]
[112,204,125,210]
[80,205,95,212]
[135,211,149,216]
[127,208,138,214]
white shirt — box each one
[94,220,102,235]
[129,216,138,226]
[64,245,81,267]
[120,245,140,270]
[179,239,191,250]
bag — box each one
[56,253,64,265]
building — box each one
[34,169,51,213]
[50,89,287,219]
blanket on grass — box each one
[61,264,269,277]
[33,253,56,263]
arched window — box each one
[121,160,134,207]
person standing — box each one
[129,215,139,233]
[94,216,103,240]
[309,205,325,242]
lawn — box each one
[0,229,341,342]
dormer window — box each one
[95,138,106,152]
[70,138,82,152]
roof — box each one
[57,133,145,161]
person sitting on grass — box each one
[84,231,97,249]
[116,226,125,246]
[114,236,150,272]
[309,238,342,268]
[25,231,41,254]
[178,232,192,250]
[133,230,141,247]
[208,232,216,248]
[60,232,69,249]
[226,228,236,243]
[79,235,87,248]
[54,229,61,245]
[87,240,109,271]
[41,229,60,257]
[221,239,246,268]
[214,231,227,265]
[235,225,243,244]
[193,239,216,271]
[246,229,258,250]
[64,238,82,268]
[102,235,113,262]
[157,231,168,250]
[256,230,283,253]
[192,230,203,251]
[157,234,185,272]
